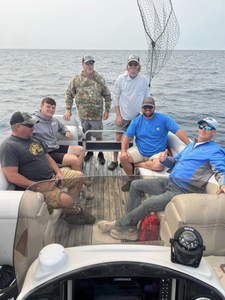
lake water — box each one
[0,49,224,148]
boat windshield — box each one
[13,175,225,293]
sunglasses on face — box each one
[20,123,34,128]
[128,62,139,67]
[85,61,94,65]
[143,106,154,110]
[199,125,215,131]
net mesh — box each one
[137,0,179,87]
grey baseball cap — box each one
[10,112,39,125]
[198,117,218,130]
[142,97,155,108]
[82,55,95,63]
[127,54,140,64]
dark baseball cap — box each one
[10,112,39,125]
[82,55,95,63]
[142,97,155,108]
[127,54,140,64]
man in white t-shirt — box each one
[108,54,150,171]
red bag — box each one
[138,214,160,241]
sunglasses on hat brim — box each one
[20,123,35,128]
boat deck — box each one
[54,152,162,248]
[53,152,225,290]
[82,151,126,178]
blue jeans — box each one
[115,178,184,231]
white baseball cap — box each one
[198,117,218,130]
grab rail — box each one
[81,130,134,151]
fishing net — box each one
[137,0,180,87]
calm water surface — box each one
[0,49,224,148]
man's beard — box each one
[143,111,154,118]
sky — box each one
[0,0,224,50]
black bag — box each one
[0,265,18,300]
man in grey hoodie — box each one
[33,97,85,171]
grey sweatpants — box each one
[115,178,185,232]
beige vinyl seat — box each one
[139,132,186,180]
[160,180,225,256]
[13,190,55,284]
[0,165,55,266]
[54,114,83,144]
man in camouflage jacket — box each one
[63,55,112,164]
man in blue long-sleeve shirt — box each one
[98,117,225,241]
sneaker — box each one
[98,152,105,165]
[82,189,94,200]
[110,229,138,241]
[60,211,85,225]
[84,151,94,162]
[121,181,132,192]
[98,220,116,232]
[62,208,95,225]
[84,180,92,187]
[108,161,118,171]
[81,186,94,200]
[79,208,96,224]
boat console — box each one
[12,176,225,300]
[17,243,225,300]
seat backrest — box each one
[138,132,187,179]
[0,190,23,266]
[205,176,219,194]
[167,131,187,157]
[0,163,15,190]
[54,115,79,127]
[54,115,79,145]
[160,192,225,256]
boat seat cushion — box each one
[56,125,78,146]
[155,179,219,221]
[19,190,46,219]
[54,115,83,144]
[19,190,63,221]
[160,192,225,256]
[0,163,15,190]
[138,132,187,179]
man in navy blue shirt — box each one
[120,97,190,191]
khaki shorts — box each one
[127,145,161,163]
[44,169,82,208]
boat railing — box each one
[80,129,134,151]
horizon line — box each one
[0,48,225,51]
